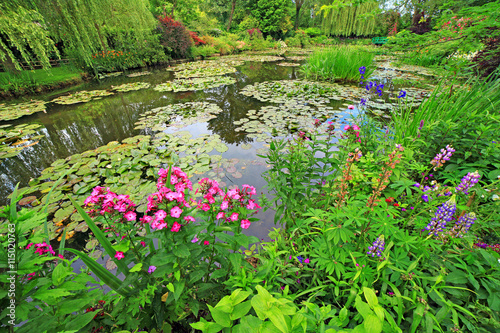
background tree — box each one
[0,2,58,72]
[251,0,293,38]
[320,0,378,36]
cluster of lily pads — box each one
[126,71,152,78]
[0,100,47,121]
[134,102,223,131]
[154,76,236,92]
[0,123,45,158]
[277,62,301,67]
[13,128,256,240]
[51,90,115,105]
[111,82,151,92]
[98,72,123,79]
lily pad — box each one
[112,82,151,92]
[51,90,114,105]
[0,100,47,121]
[154,76,236,92]
[127,71,152,78]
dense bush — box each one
[157,15,193,59]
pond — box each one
[0,51,434,251]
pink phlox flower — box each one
[184,215,195,223]
[140,215,153,224]
[216,212,226,219]
[170,175,178,185]
[164,191,178,201]
[241,219,251,229]
[115,251,125,260]
[204,193,215,204]
[171,222,181,232]
[230,212,239,221]
[201,203,211,212]
[170,206,183,218]
[204,240,210,245]
[221,201,229,210]
[352,124,360,131]
[158,168,169,178]
[344,125,351,131]
[155,210,167,220]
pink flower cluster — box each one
[141,167,195,232]
[197,179,261,230]
[26,242,63,258]
[344,124,361,142]
[84,186,137,222]
[25,242,63,280]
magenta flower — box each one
[221,201,229,210]
[148,266,156,274]
[241,219,251,229]
[140,241,146,247]
[191,236,199,243]
[348,105,355,110]
[171,221,181,232]
[170,206,182,218]
[230,212,239,221]
[304,258,310,264]
[216,212,225,219]
[344,125,351,131]
[115,251,125,260]
[184,215,195,223]
[124,211,136,222]
[155,210,167,220]
[204,240,210,245]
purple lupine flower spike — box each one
[455,171,481,195]
[430,145,455,171]
[450,212,476,238]
[425,196,456,236]
[367,235,385,257]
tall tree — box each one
[294,0,307,30]
[320,0,378,36]
[0,2,58,72]
[251,0,293,37]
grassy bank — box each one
[0,65,84,99]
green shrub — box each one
[302,45,375,82]
[304,27,322,37]
[191,44,217,58]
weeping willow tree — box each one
[36,0,158,69]
[320,0,378,36]
[0,2,58,72]
[0,0,158,72]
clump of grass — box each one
[301,45,374,82]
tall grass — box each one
[301,45,375,82]
[391,75,500,143]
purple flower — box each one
[359,66,366,75]
[431,145,455,171]
[148,266,157,274]
[418,120,424,130]
[450,212,476,238]
[422,194,430,202]
[367,235,385,257]
[297,256,304,264]
[397,90,406,98]
[455,171,481,195]
[425,197,456,236]
[360,98,367,106]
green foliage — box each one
[302,45,375,82]
[0,185,103,332]
[258,110,500,331]
[320,1,378,37]
[251,0,293,38]
[285,30,312,48]
[0,3,58,72]
[191,44,218,58]
[304,27,322,37]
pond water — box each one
[0,52,433,250]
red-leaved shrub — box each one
[189,31,206,46]
[157,15,193,58]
